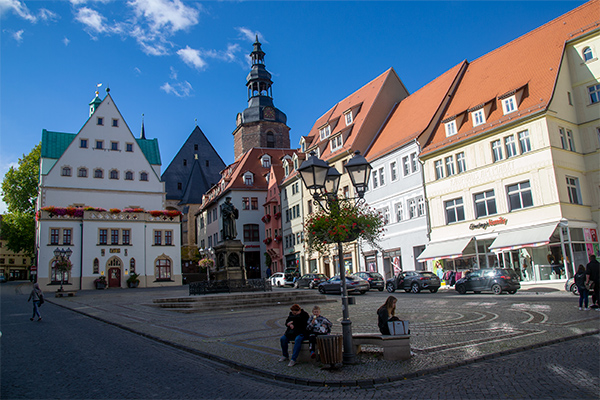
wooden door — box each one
[108,267,121,288]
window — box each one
[212,209,217,221]
[183,159,187,167]
[112,119,119,127]
[343,185,349,198]
[242,197,250,210]
[410,153,418,173]
[372,170,378,189]
[507,181,533,211]
[378,167,385,186]
[200,216,204,229]
[95,140,103,149]
[262,156,271,168]
[445,156,455,176]
[61,166,72,177]
[94,169,103,179]
[154,230,162,245]
[243,224,260,242]
[445,121,457,136]
[63,229,72,245]
[588,84,600,104]
[97,117,104,126]
[502,95,517,114]
[165,231,173,245]
[380,207,390,224]
[568,91,573,106]
[194,144,198,151]
[408,198,418,219]
[505,135,517,158]
[156,258,171,281]
[78,168,88,178]
[417,197,425,217]
[208,236,212,248]
[559,127,576,151]
[111,142,119,151]
[445,198,465,224]
[330,135,343,151]
[140,172,148,181]
[50,229,59,245]
[111,229,119,244]
[109,170,119,180]
[130,258,135,273]
[390,162,397,181]
[492,140,503,162]
[214,232,218,245]
[566,176,582,205]
[474,190,497,218]
[126,143,133,152]
[93,258,99,274]
[244,173,253,186]
[567,129,576,152]
[435,160,444,180]
[345,111,353,125]
[266,132,275,148]
[125,171,133,180]
[583,47,593,62]
[99,229,107,245]
[472,109,486,126]
[319,125,331,140]
[518,130,531,153]
[402,156,410,176]
[456,152,466,173]
[122,229,130,245]
[284,161,290,177]
[395,201,403,222]
[251,197,258,210]
[80,139,88,148]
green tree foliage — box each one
[1,143,40,256]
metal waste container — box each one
[317,334,343,365]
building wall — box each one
[232,121,290,160]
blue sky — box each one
[0,0,587,213]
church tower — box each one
[232,36,290,160]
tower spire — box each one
[140,114,146,139]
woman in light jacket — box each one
[28,283,44,321]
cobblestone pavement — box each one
[2,284,600,398]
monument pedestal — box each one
[214,240,246,281]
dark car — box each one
[318,275,370,294]
[294,273,328,289]
[386,271,441,293]
[352,272,385,291]
[455,268,520,295]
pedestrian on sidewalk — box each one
[279,304,309,367]
[377,296,398,335]
[585,255,599,309]
[574,265,589,310]
[306,305,332,359]
[27,283,44,321]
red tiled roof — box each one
[421,0,600,156]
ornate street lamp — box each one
[53,247,73,292]
[298,150,372,365]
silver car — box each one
[318,275,370,295]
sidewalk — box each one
[43,281,598,387]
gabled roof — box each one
[179,158,212,205]
[421,0,600,156]
[304,68,408,161]
[136,138,161,165]
[41,130,76,159]
[365,61,467,161]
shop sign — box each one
[110,248,120,253]
[469,217,508,230]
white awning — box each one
[417,237,473,261]
[488,223,558,252]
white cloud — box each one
[177,46,206,70]
[11,29,24,43]
[38,8,58,22]
[134,67,142,75]
[69,0,112,5]
[0,0,36,22]
[63,36,70,46]
[169,66,177,79]
[236,27,264,43]
[160,81,193,97]
[129,0,200,34]
[74,7,107,33]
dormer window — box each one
[261,155,271,168]
[244,172,254,186]
[583,47,593,62]
[344,111,353,126]
[445,120,457,137]
[300,138,306,153]
[293,157,298,170]
[472,109,486,127]
[501,95,517,115]
[319,125,331,141]
[330,135,343,152]
[284,161,290,177]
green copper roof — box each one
[41,130,76,159]
[136,138,161,165]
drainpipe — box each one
[79,222,83,290]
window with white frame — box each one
[507,181,533,211]
[378,167,385,186]
[502,95,517,114]
[472,109,486,126]
[474,190,497,218]
[284,161,290,177]
[61,166,72,177]
[417,196,425,217]
[319,125,331,140]
[444,198,465,224]
[559,127,576,151]
[566,176,582,205]
[395,201,403,222]
[445,156,455,176]
[435,160,444,180]
[262,155,271,168]
[566,129,576,152]
[390,161,397,181]
[372,170,378,189]
[380,206,390,224]
[402,156,410,176]
[505,135,517,158]
[445,120,457,136]
[330,135,343,152]
[518,130,531,153]
[492,140,503,162]
[588,84,600,104]
[345,111,353,125]
[244,172,254,186]
[410,153,418,173]
[583,47,593,62]
[456,152,466,173]
[408,198,418,219]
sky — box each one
[0,0,588,213]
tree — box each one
[1,143,40,256]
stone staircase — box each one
[152,290,338,313]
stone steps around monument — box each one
[151,290,338,313]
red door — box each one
[108,268,121,288]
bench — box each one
[353,333,411,361]
[55,290,77,298]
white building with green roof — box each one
[35,89,181,291]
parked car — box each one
[318,275,370,294]
[455,268,520,295]
[284,267,299,286]
[294,273,328,289]
[352,272,384,291]
[564,277,591,296]
[386,271,441,293]
[268,272,286,287]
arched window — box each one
[93,258,99,274]
[94,169,104,179]
[78,168,88,178]
[109,170,119,180]
[155,258,171,281]
[125,171,133,180]
[130,258,136,274]
[583,47,593,62]
[51,259,70,284]
[140,172,148,181]
[61,166,72,176]
[266,132,275,148]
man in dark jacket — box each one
[586,255,600,309]
[279,304,309,367]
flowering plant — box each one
[274,212,282,220]
[109,208,121,214]
[198,258,214,270]
[263,237,272,245]
[261,214,271,223]
[304,198,384,254]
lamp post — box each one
[53,247,73,292]
[298,150,372,365]
[199,247,214,282]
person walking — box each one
[306,305,332,358]
[585,254,599,309]
[377,296,398,335]
[28,283,44,321]
[574,265,589,310]
[279,304,309,367]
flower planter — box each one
[95,282,106,290]
[127,281,139,288]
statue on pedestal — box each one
[221,197,239,240]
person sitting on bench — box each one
[306,305,332,358]
[377,296,399,335]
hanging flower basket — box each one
[261,215,271,223]
[274,212,281,220]
[263,237,272,244]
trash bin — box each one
[317,334,343,366]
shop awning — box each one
[488,223,558,252]
[417,237,473,262]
